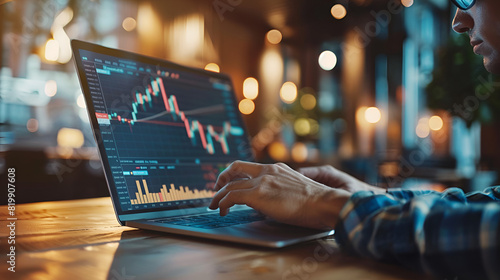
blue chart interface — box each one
[79,50,252,211]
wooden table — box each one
[0,197,431,280]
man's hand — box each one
[297,165,386,194]
[209,161,352,229]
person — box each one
[209,0,500,279]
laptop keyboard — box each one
[150,209,265,229]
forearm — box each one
[335,188,500,279]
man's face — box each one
[453,0,500,74]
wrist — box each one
[364,184,386,194]
[315,188,351,229]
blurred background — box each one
[1,0,500,204]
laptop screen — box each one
[72,41,253,215]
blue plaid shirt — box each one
[335,186,500,280]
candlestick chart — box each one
[95,70,248,160]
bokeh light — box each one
[280,82,297,104]
[300,94,317,110]
[51,7,73,64]
[294,118,311,136]
[268,141,289,161]
[429,115,444,131]
[238,99,255,115]
[318,51,337,71]
[291,142,308,163]
[204,63,220,73]
[243,77,259,100]
[122,17,137,31]
[331,4,347,20]
[45,39,59,61]
[77,94,86,108]
[266,29,283,44]
[416,118,430,138]
[44,80,57,97]
[57,128,84,148]
[26,118,39,133]
[364,107,381,124]
[401,0,414,8]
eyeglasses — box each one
[451,0,476,10]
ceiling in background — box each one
[219,0,413,43]
[215,0,449,43]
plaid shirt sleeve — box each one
[334,186,500,280]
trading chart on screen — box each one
[79,49,252,211]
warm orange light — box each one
[268,141,289,161]
[429,116,444,131]
[122,17,137,31]
[331,4,347,20]
[204,63,220,73]
[266,29,282,44]
[238,99,255,115]
[401,0,414,8]
[280,82,297,104]
[57,147,74,159]
[291,142,308,163]
[45,39,59,61]
[364,107,381,124]
[51,7,73,64]
[243,77,259,99]
[300,94,316,110]
[57,128,84,148]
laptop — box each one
[71,40,334,248]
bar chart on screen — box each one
[121,162,225,207]
[130,179,215,205]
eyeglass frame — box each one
[451,0,476,10]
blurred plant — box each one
[426,33,500,127]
